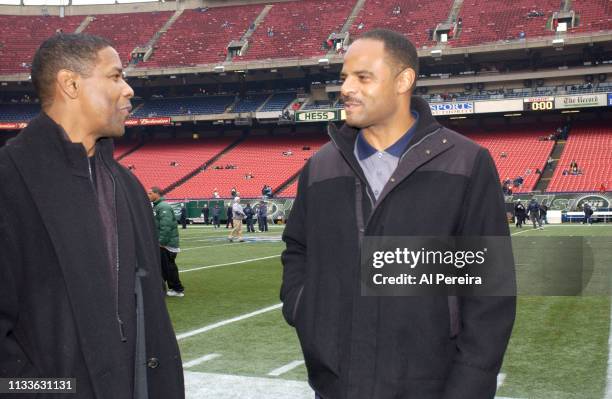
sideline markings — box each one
[176,303,282,341]
[183,371,525,399]
[183,353,222,369]
[267,361,305,377]
[497,373,506,389]
[180,255,281,273]
[603,298,612,399]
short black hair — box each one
[31,33,112,109]
[356,29,419,85]
[150,186,162,195]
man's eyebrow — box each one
[341,70,373,77]
[109,67,123,75]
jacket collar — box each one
[327,96,443,187]
[328,96,441,157]
[18,112,116,176]
[327,96,452,217]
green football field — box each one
[167,223,612,399]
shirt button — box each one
[378,153,383,158]
[374,190,379,195]
[147,358,160,369]
[390,178,396,182]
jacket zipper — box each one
[364,128,443,228]
[328,127,442,231]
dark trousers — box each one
[226,217,234,228]
[246,218,255,232]
[160,247,184,292]
[258,216,268,231]
[213,215,220,228]
[181,219,187,229]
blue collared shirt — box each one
[353,111,419,200]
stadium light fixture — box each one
[318,58,330,66]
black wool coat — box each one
[0,113,184,399]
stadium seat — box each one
[0,103,40,122]
[234,0,355,61]
[140,5,264,68]
[132,96,235,118]
[462,126,556,193]
[117,137,235,191]
[547,125,612,192]
[0,15,83,74]
[348,0,453,48]
[166,134,328,199]
[83,11,173,66]
[449,0,560,47]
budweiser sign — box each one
[0,122,28,130]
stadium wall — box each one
[168,193,612,224]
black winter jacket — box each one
[281,97,515,399]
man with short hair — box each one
[226,203,234,229]
[148,187,185,297]
[228,196,245,242]
[514,200,526,228]
[583,202,594,225]
[212,203,221,228]
[179,203,188,229]
[281,29,515,399]
[244,202,256,233]
[258,200,269,232]
[202,203,210,224]
[527,198,542,229]
[0,33,183,398]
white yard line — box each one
[184,371,524,399]
[183,353,222,369]
[184,371,314,399]
[182,243,243,251]
[180,255,281,273]
[176,303,282,341]
[604,299,612,399]
[511,228,536,236]
[267,361,305,377]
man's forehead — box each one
[94,46,123,71]
[342,39,386,72]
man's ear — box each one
[397,67,416,95]
[56,69,80,100]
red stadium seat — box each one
[166,134,328,199]
[463,126,556,193]
[547,125,612,192]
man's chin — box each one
[345,116,367,129]
[103,126,126,138]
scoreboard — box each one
[523,97,555,112]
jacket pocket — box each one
[448,295,461,338]
[291,285,305,325]
[294,279,340,377]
